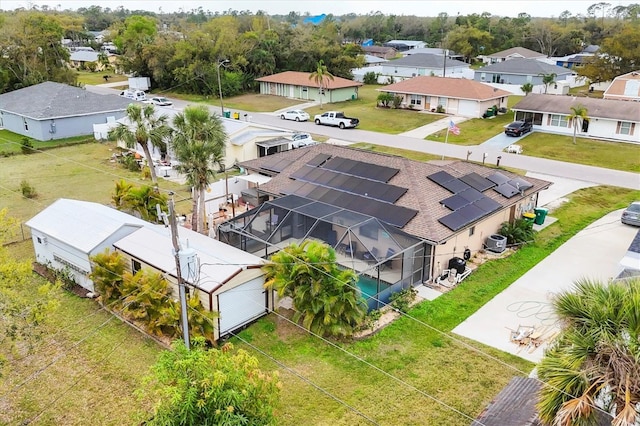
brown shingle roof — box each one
[239,144,551,243]
[363,46,397,54]
[486,46,545,59]
[513,94,640,122]
[603,70,640,100]
[378,76,511,101]
[255,71,362,90]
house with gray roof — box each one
[0,81,131,141]
[380,53,470,80]
[512,94,640,143]
[474,58,574,86]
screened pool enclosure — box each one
[218,195,430,310]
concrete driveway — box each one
[452,209,638,363]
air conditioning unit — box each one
[485,234,507,253]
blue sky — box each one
[2,0,634,18]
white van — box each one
[119,89,147,101]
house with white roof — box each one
[380,54,470,81]
[480,47,546,64]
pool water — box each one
[357,275,387,298]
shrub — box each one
[119,154,141,172]
[20,180,37,198]
[376,92,394,107]
[436,105,445,113]
[360,309,382,331]
[363,71,378,85]
[390,287,418,313]
[499,218,535,245]
[392,95,403,109]
[20,137,35,154]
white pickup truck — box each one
[313,111,359,129]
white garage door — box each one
[218,277,267,336]
[457,100,478,117]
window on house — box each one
[410,94,421,105]
[549,114,568,127]
[438,97,447,107]
[469,226,475,237]
[617,121,635,135]
[132,259,142,274]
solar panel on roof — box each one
[262,157,294,173]
[460,172,496,192]
[323,157,399,182]
[508,177,533,191]
[307,153,332,167]
[486,172,510,185]
[457,203,485,223]
[287,182,417,228]
[442,194,468,211]
[427,170,456,186]
[439,211,469,231]
[473,197,501,214]
[495,183,520,198]
[441,178,471,194]
[458,188,484,203]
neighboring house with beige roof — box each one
[377,76,510,118]
[603,70,640,102]
[255,71,362,104]
[480,46,546,64]
[512,94,640,143]
[362,45,397,59]
[221,144,551,309]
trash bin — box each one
[534,208,548,225]
[232,112,240,120]
[223,111,230,118]
[522,212,536,224]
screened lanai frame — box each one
[218,195,429,310]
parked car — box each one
[119,89,146,102]
[504,120,532,137]
[280,110,310,122]
[290,133,316,148]
[621,201,640,226]
[314,111,359,129]
[147,96,173,106]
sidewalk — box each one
[398,115,469,138]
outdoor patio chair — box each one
[382,247,396,269]
[362,247,379,264]
[344,241,357,257]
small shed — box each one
[113,225,273,341]
[26,199,148,291]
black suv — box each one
[504,120,533,137]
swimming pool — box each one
[356,275,388,298]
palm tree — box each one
[309,59,334,110]
[263,240,367,338]
[539,72,557,94]
[172,105,227,234]
[568,104,589,145]
[537,278,640,426]
[108,104,172,185]
[520,82,534,96]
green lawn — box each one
[518,133,640,173]
[75,70,128,86]
[0,141,191,228]
[0,130,96,156]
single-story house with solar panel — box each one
[255,71,363,103]
[377,76,510,118]
[0,81,131,141]
[27,198,272,341]
[220,144,551,310]
[511,94,640,143]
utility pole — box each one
[168,195,190,350]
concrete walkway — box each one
[452,209,637,363]
[398,115,469,138]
